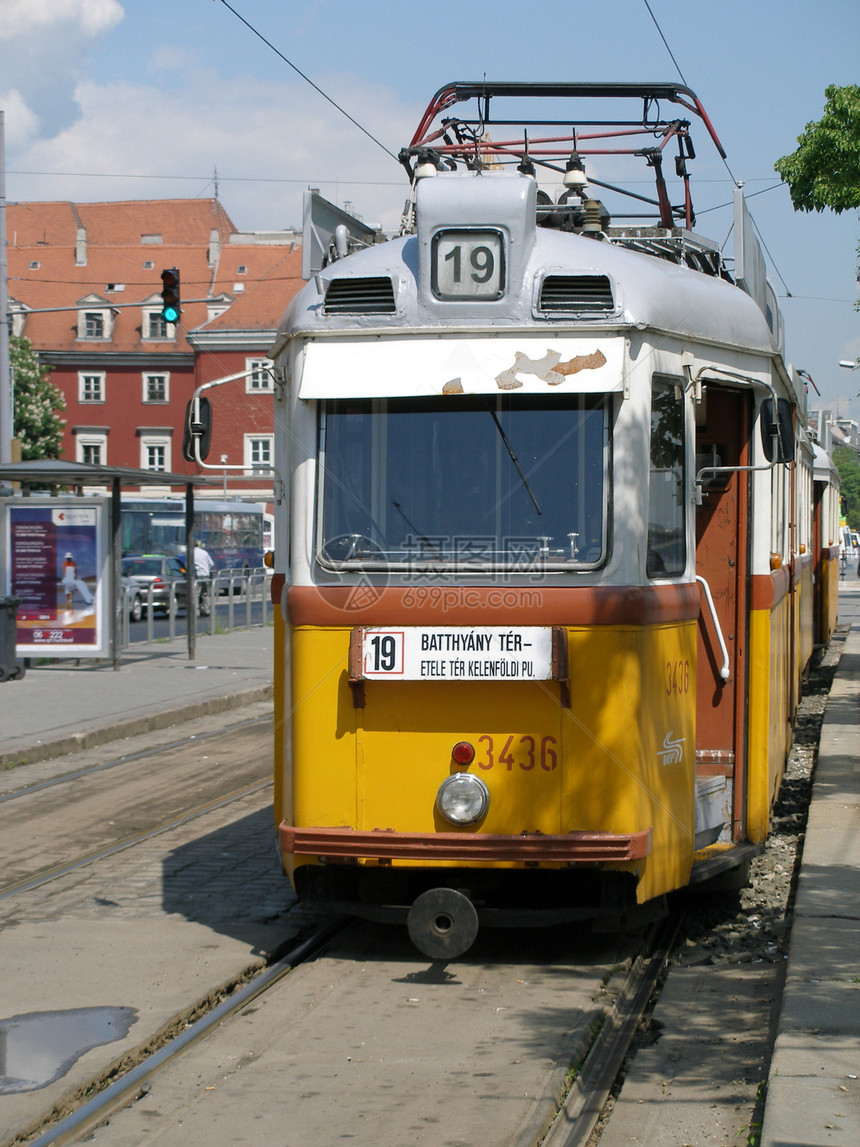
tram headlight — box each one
[436,773,489,826]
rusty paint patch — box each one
[495,348,607,389]
[556,349,607,376]
[442,378,464,394]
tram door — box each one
[694,387,750,841]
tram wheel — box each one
[406,887,479,961]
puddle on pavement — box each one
[0,1006,137,1093]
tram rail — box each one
[0,776,271,902]
[20,919,347,1147]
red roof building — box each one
[6,198,302,505]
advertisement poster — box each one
[2,498,108,658]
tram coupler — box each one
[406,887,479,960]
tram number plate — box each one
[355,626,555,681]
[432,230,505,300]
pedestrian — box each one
[193,543,215,579]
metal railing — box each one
[119,567,272,647]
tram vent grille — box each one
[539,274,614,313]
[323,277,396,314]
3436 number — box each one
[666,659,690,695]
[475,733,558,771]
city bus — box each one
[120,497,265,574]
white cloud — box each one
[1,0,123,40]
[0,90,41,148]
[9,72,418,231]
[0,0,125,140]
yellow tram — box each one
[264,83,839,957]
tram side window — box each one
[647,382,686,577]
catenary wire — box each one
[214,0,399,164]
[640,0,791,294]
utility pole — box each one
[0,110,11,468]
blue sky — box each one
[2,0,858,415]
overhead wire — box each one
[640,0,792,295]
[214,0,399,164]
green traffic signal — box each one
[160,267,181,323]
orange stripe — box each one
[286,582,700,627]
[750,567,790,611]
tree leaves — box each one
[10,335,66,460]
[774,85,860,214]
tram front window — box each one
[318,395,608,571]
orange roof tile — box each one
[5,199,303,354]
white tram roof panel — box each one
[279,178,777,362]
[277,79,784,364]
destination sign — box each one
[354,626,554,681]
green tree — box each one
[774,84,860,213]
[833,445,860,529]
[10,335,65,460]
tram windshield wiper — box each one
[489,408,542,516]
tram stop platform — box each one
[0,626,274,768]
[761,577,860,1147]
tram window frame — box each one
[315,394,610,574]
[647,379,686,578]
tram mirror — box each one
[760,398,794,464]
[182,395,212,462]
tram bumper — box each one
[277,824,652,863]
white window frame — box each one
[142,372,170,403]
[139,433,172,473]
[244,434,273,474]
[76,433,107,466]
[77,308,111,340]
[78,372,105,403]
[143,306,174,340]
[244,358,274,393]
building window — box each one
[146,311,170,339]
[146,444,166,471]
[140,434,172,472]
[245,358,273,393]
[143,374,169,403]
[244,435,273,474]
[79,373,105,403]
[75,433,107,465]
[76,304,113,340]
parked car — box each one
[121,554,211,617]
[121,570,144,623]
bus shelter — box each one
[0,461,217,668]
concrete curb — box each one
[760,623,860,1147]
[0,683,273,769]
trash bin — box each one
[0,596,26,682]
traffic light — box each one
[160,267,181,323]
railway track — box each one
[0,776,271,902]
[20,920,347,1147]
[8,912,682,1147]
[0,712,273,898]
